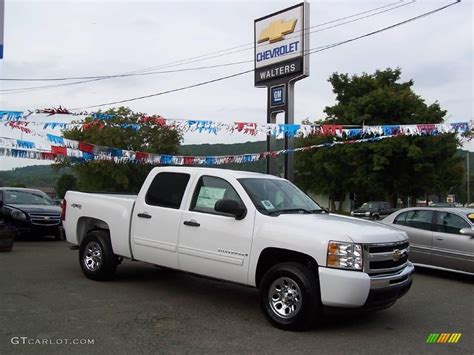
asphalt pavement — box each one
[0,240,472,355]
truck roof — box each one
[151,166,283,180]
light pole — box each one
[467,151,470,205]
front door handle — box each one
[435,236,444,241]
[137,212,152,219]
[183,220,200,227]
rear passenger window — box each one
[145,172,190,209]
[394,212,408,225]
[435,212,470,235]
[404,210,433,231]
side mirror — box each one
[459,228,474,237]
[215,199,246,220]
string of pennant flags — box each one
[0,135,394,166]
[0,108,471,139]
[0,107,472,167]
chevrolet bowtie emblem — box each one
[258,19,297,44]
[392,249,402,261]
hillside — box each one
[0,165,71,188]
[179,140,285,173]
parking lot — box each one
[0,239,472,354]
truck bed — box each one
[63,191,137,258]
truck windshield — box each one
[360,202,376,209]
[4,190,54,205]
[238,178,323,216]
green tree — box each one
[56,173,77,199]
[295,68,464,210]
[58,107,182,193]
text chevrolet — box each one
[63,167,414,330]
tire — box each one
[373,214,380,220]
[259,262,321,331]
[79,230,118,281]
[54,231,62,241]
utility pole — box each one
[467,151,470,205]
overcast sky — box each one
[0,0,472,170]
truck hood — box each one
[6,204,61,214]
[275,212,407,244]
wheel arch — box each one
[255,247,319,288]
[77,217,110,246]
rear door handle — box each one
[435,236,444,241]
[137,212,152,219]
[183,220,200,227]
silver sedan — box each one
[382,207,474,275]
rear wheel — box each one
[259,262,321,331]
[79,230,118,281]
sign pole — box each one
[284,83,295,181]
[266,95,278,176]
[255,2,309,181]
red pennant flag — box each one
[51,146,67,156]
[135,152,149,161]
[79,142,94,153]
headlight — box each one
[365,211,371,217]
[350,211,354,216]
[327,241,363,270]
[12,210,27,221]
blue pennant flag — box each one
[16,140,35,149]
[46,134,65,145]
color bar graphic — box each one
[426,333,462,344]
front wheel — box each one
[259,262,321,331]
[79,230,118,281]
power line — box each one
[0,0,408,83]
[0,0,415,95]
[125,0,407,76]
[0,60,253,94]
[72,0,460,111]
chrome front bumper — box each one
[362,262,414,310]
[370,262,415,290]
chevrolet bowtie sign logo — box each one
[258,19,297,44]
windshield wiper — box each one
[268,208,315,215]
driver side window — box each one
[190,176,243,215]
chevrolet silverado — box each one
[63,167,414,330]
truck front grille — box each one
[363,241,409,275]
[370,255,409,270]
[28,212,61,226]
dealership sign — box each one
[254,2,309,86]
[254,2,310,181]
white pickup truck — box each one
[63,167,414,330]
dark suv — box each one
[351,201,397,220]
[0,188,62,239]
